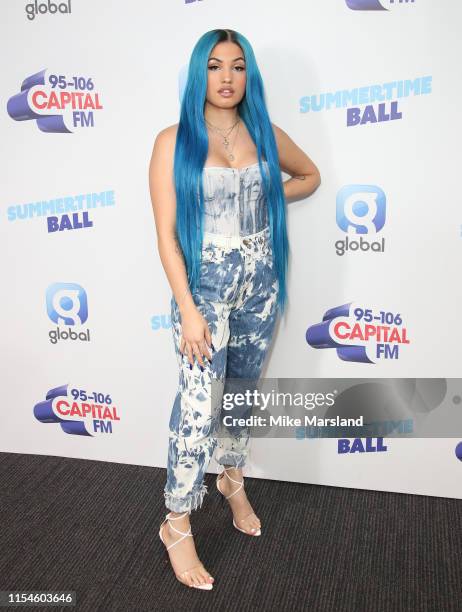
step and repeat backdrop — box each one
[2,0,461,499]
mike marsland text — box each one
[221,415,364,427]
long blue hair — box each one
[174,28,289,315]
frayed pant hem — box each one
[216,453,246,469]
[163,483,208,513]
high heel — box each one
[216,467,261,536]
[158,511,214,589]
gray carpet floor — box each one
[1,452,461,612]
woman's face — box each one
[206,41,246,108]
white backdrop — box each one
[2,0,461,499]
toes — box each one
[203,569,214,584]
[200,568,214,584]
[245,515,261,533]
[180,570,194,588]
[197,569,207,585]
[191,567,210,587]
[240,520,255,533]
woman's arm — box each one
[148,126,212,368]
[271,123,321,203]
[148,126,197,317]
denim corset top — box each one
[201,160,269,237]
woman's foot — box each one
[159,512,214,588]
[217,466,262,535]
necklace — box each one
[205,117,241,161]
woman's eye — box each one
[207,65,245,71]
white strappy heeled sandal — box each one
[216,467,261,536]
[158,511,214,589]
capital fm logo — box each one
[306,302,410,363]
[346,0,415,10]
[7,68,103,132]
[33,383,121,436]
[25,1,72,20]
[46,282,91,344]
[6,189,115,233]
[335,184,386,255]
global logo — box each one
[306,302,410,363]
[25,1,72,20]
[33,383,121,436]
[46,282,90,344]
[345,0,415,10]
[335,184,386,256]
[7,68,103,133]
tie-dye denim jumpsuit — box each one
[164,160,279,513]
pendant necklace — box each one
[205,117,240,161]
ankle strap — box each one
[223,468,244,485]
[166,511,189,520]
[222,468,244,499]
[164,512,193,551]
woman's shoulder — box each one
[156,123,179,143]
[270,122,287,143]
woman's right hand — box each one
[179,305,213,368]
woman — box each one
[149,28,320,590]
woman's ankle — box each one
[166,510,191,523]
[223,465,242,475]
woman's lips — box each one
[218,89,234,97]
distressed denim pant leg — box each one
[164,226,279,513]
[214,228,279,469]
